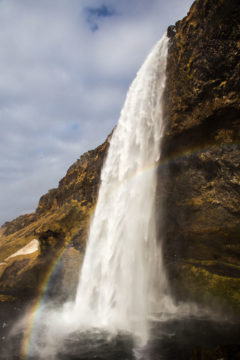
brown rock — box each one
[158,0,240,314]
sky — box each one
[0,0,193,226]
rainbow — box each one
[21,247,66,359]
[21,141,238,358]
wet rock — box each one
[191,344,240,360]
[167,25,176,39]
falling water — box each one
[19,34,175,359]
[73,33,175,342]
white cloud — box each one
[0,0,193,225]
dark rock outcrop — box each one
[191,344,240,360]
[158,0,240,314]
[2,213,36,237]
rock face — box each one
[158,0,240,314]
[0,136,110,300]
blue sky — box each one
[0,0,193,225]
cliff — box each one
[158,0,240,314]
[0,137,110,301]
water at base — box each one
[2,303,240,360]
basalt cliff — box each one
[0,0,239,316]
[158,0,240,314]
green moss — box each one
[0,294,17,302]
[178,264,240,312]
[188,259,240,271]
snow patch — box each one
[5,239,39,261]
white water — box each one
[72,34,175,342]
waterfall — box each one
[23,34,199,360]
[72,33,174,341]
